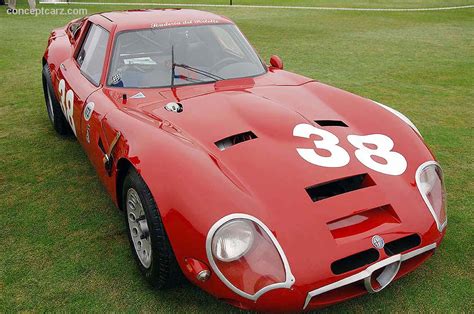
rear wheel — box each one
[122,168,182,288]
[42,63,71,135]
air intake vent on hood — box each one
[306,173,375,202]
[327,204,400,240]
[215,131,257,151]
[315,120,348,127]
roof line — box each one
[40,2,474,12]
[99,13,114,22]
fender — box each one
[43,28,72,89]
[102,107,260,297]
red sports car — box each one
[42,9,447,311]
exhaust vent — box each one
[315,120,348,127]
[331,248,379,275]
[306,173,375,202]
[215,131,257,151]
[384,234,421,256]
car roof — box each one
[97,9,233,32]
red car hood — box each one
[109,73,435,288]
[130,77,427,189]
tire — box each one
[42,63,71,135]
[122,168,182,288]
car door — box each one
[56,22,110,146]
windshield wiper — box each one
[171,45,223,88]
[174,74,208,83]
[174,63,224,81]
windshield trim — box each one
[106,24,268,89]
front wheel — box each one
[122,168,182,288]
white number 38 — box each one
[293,124,407,176]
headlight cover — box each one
[416,161,447,231]
[206,214,295,301]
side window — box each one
[76,24,109,86]
[68,18,84,40]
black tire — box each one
[122,168,182,288]
[42,63,71,135]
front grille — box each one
[304,243,437,309]
[384,234,421,256]
[331,248,379,275]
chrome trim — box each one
[415,161,447,232]
[363,258,400,293]
[206,213,295,301]
[400,242,437,261]
[196,270,211,282]
[303,242,437,309]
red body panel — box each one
[43,9,445,311]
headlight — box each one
[212,220,254,262]
[206,214,294,301]
[416,161,447,231]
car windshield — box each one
[107,24,266,88]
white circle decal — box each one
[84,102,95,121]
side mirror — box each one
[269,55,284,70]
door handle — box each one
[102,131,121,176]
[60,63,66,71]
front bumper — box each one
[304,242,436,309]
[211,240,438,312]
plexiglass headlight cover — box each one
[416,161,447,231]
[206,214,295,301]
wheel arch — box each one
[116,157,136,211]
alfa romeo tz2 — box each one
[42,9,447,311]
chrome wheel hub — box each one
[126,188,152,268]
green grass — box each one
[1,1,473,312]
[50,0,474,9]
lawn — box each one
[0,1,473,312]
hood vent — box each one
[215,131,257,151]
[306,173,375,202]
[315,120,348,127]
[327,204,400,241]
